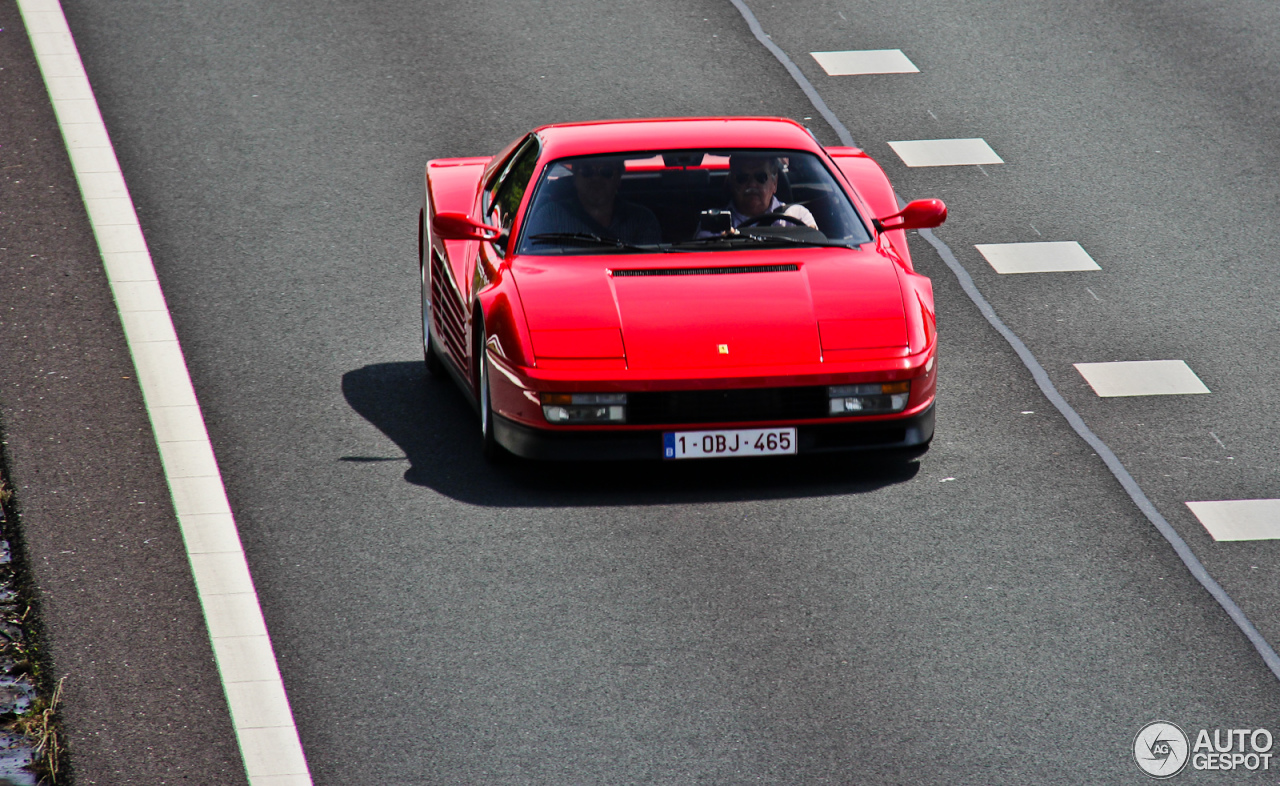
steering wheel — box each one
[737,211,811,228]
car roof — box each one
[532,117,822,160]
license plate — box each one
[663,428,797,459]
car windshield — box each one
[515,149,873,255]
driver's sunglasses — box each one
[733,170,773,185]
[576,164,618,179]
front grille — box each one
[611,263,798,277]
[627,386,828,425]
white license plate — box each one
[663,428,797,459]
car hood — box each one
[511,250,907,370]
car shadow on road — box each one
[341,361,919,507]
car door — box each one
[467,137,540,383]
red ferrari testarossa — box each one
[419,117,946,461]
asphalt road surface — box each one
[5,0,1280,782]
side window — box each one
[484,140,539,252]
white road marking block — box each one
[887,138,1003,167]
[225,680,297,729]
[190,552,259,596]
[156,440,222,479]
[201,593,270,641]
[89,222,148,254]
[180,513,245,555]
[119,308,181,344]
[16,1,313,783]
[1186,500,1280,541]
[237,727,312,779]
[810,49,919,75]
[84,196,140,226]
[60,121,112,149]
[1073,360,1210,397]
[76,170,130,199]
[111,279,170,313]
[99,251,155,282]
[975,241,1101,274]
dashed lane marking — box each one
[810,49,919,75]
[1073,360,1210,397]
[727,0,1280,682]
[1186,500,1280,541]
[887,138,1003,167]
[975,241,1101,274]
[16,1,313,784]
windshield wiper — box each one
[529,232,659,252]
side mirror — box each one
[873,199,947,232]
[432,211,504,242]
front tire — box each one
[478,349,507,464]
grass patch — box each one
[8,677,63,785]
[0,464,67,784]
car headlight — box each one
[541,393,627,423]
[828,382,910,415]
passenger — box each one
[525,156,661,246]
[696,155,817,237]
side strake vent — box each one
[612,263,798,277]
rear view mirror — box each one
[873,199,947,232]
[432,212,504,241]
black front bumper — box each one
[494,403,934,461]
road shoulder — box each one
[0,5,248,783]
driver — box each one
[696,155,817,237]
[525,156,661,245]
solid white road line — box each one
[1073,360,1210,397]
[16,1,313,784]
[1186,500,1280,541]
[975,241,1101,274]
[887,138,1003,167]
[810,49,919,76]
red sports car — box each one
[419,117,945,462]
